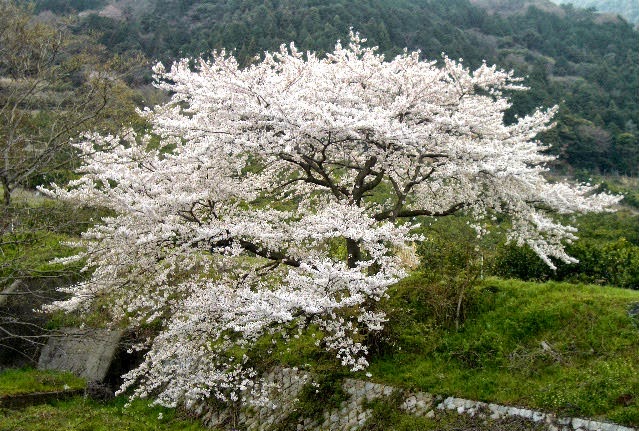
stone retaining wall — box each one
[196,367,636,431]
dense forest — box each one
[31,0,639,176]
[550,0,639,24]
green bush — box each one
[494,238,639,289]
[414,216,497,329]
[493,243,553,282]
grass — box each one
[365,277,639,426]
[1,280,637,428]
[0,369,208,430]
[0,369,85,396]
[0,396,208,431]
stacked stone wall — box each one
[196,367,636,431]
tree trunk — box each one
[1,176,10,207]
[346,238,361,269]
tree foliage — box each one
[45,34,618,407]
[0,1,142,206]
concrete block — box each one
[38,327,122,381]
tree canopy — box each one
[0,1,142,206]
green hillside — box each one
[32,0,639,175]
[550,0,639,24]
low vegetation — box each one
[371,277,639,426]
[273,277,639,426]
[1,277,638,428]
[0,369,84,396]
[0,369,207,430]
[0,396,207,431]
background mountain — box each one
[549,0,639,25]
[32,0,639,175]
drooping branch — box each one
[210,237,301,267]
[373,202,466,221]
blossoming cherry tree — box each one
[45,33,618,408]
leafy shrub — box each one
[414,216,499,328]
[494,238,639,289]
[493,243,553,282]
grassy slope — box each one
[0,281,637,427]
[365,277,639,426]
[0,397,207,431]
[0,369,84,396]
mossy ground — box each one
[0,369,84,396]
[0,396,207,431]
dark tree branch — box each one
[374,202,465,221]
[210,237,301,267]
[352,156,378,204]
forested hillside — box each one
[550,0,639,25]
[32,0,639,175]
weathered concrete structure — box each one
[37,327,122,381]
